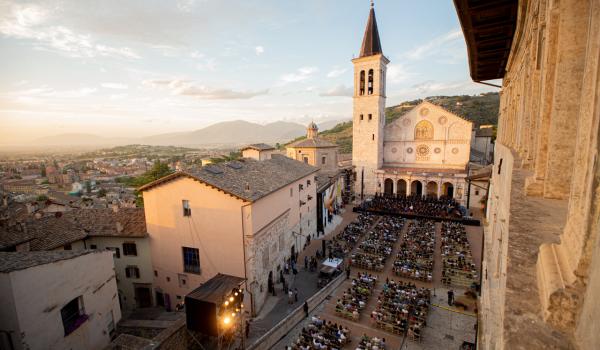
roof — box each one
[139,156,319,202]
[359,4,383,57]
[0,250,97,273]
[381,166,467,175]
[287,137,337,149]
[186,273,245,304]
[0,208,147,251]
[240,143,275,152]
[454,0,518,81]
[65,208,147,238]
[475,128,494,137]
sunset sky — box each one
[0,0,498,144]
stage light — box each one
[223,316,231,325]
[231,312,235,317]
[224,301,229,306]
[241,304,244,308]
[234,292,238,296]
[229,296,234,302]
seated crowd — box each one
[393,220,435,282]
[287,316,351,350]
[363,194,462,219]
[356,334,387,350]
[350,217,403,272]
[371,278,431,341]
[329,214,375,259]
[335,272,378,321]
[441,222,479,287]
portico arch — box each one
[411,180,423,197]
[426,181,438,198]
[397,179,407,196]
[442,182,454,198]
[384,178,394,196]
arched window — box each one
[359,70,365,96]
[414,120,434,140]
[368,69,374,95]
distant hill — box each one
[31,119,344,149]
[286,92,500,153]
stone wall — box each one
[479,0,600,348]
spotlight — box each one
[231,312,235,317]
[234,292,238,296]
[229,296,234,302]
[223,316,231,325]
[224,301,229,306]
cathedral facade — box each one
[352,4,472,205]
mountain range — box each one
[32,119,347,148]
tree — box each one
[36,195,49,202]
[98,189,107,197]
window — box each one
[61,296,86,336]
[372,134,375,141]
[360,114,364,121]
[299,184,304,191]
[176,295,182,300]
[182,200,191,216]
[90,244,97,249]
[303,157,309,163]
[178,274,187,288]
[307,180,311,186]
[154,270,158,277]
[123,242,137,256]
[182,247,201,274]
[368,69,374,94]
[107,247,120,258]
[125,266,140,279]
[368,114,372,121]
[359,70,365,95]
[475,190,480,196]
[167,276,171,282]
[498,158,503,174]
[64,243,72,250]
[322,156,326,165]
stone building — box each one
[139,156,318,315]
[352,3,472,205]
[455,0,600,348]
[286,122,339,173]
[241,143,278,161]
[0,250,121,350]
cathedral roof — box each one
[287,137,337,149]
[359,3,383,58]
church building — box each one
[352,3,472,205]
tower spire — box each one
[360,1,382,57]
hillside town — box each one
[2,1,600,350]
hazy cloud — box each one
[0,3,140,59]
[401,28,463,63]
[320,85,353,97]
[144,79,268,100]
[281,66,318,83]
[255,46,264,56]
[326,67,347,78]
[101,83,128,90]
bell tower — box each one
[352,1,389,198]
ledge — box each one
[503,166,574,348]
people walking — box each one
[303,301,309,317]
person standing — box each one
[245,320,250,339]
[294,288,298,303]
[288,289,294,304]
[304,255,309,270]
[303,301,309,317]
[448,289,454,306]
[346,266,351,280]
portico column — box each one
[437,180,442,198]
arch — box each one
[414,120,434,140]
[384,178,394,196]
[410,180,423,197]
[442,182,454,198]
[368,69,374,95]
[359,70,365,96]
[426,181,438,198]
[397,179,407,196]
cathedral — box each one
[352,3,472,205]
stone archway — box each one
[397,179,407,196]
[442,182,454,198]
[384,178,394,196]
[411,180,423,197]
[426,181,438,198]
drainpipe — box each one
[240,202,254,317]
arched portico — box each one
[397,179,407,196]
[411,180,423,197]
[426,181,438,198]
[442,182,454,198]
[384,178,394,196]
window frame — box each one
[122,242,137,256]
[182,247,201,274]
[182,199,191,217]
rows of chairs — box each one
[287,316,351,350]
[335,273,378,321]
[329,213,375,259]
[371,279,431,342]
[441,222,479,287]
[350,217,404,272]
[393,220,435,282]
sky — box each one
[0,0,499,144]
